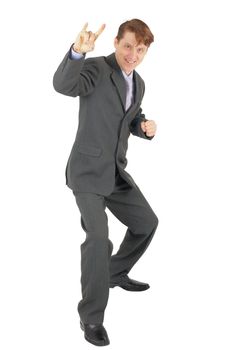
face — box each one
[114,31,148,75]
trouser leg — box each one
[105,174,159,281]
[73,192,113,324]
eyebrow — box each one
[124,42,145,49]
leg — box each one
[73,191,113,324]
[105,174,159,281]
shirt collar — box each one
[121,69,134,82]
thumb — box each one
[141,121,146,132]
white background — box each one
[1,0,227,349]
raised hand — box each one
[73,23,106,54]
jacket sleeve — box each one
[129,107,155,141]
[53,44,102,97]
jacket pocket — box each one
[76,143,102,157]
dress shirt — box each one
[121,70,134,111]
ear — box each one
[114,37,118,49]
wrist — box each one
[72,45,84,54]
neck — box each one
[123,70,133,76]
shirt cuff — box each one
[70,48,84,60]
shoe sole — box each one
[109,283,150,291]
[80,321,110,346]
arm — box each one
[53,44,102,97]
[53,23,105,97]
[129,78,155,140]
[129,108,155,140]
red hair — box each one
[116,19,154,47]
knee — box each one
[85,227,109,241]
[154,214,159,228]
[80,216,109,239]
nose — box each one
[128,47,137,61]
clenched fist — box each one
[141,120,157,137]
[73,22,106,54]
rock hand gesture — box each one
[73,23,106,54]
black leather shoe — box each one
[109,274,150,291]
[80,320,110,346]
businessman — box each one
[53,19,159,346]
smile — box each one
[125,58,136,64]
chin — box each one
[124,64,135,70]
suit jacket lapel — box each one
[105,52,144,119]
[110,71,126,113]
[105,53,126,112]
[133,70,143,107]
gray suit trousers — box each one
[73,168,159,324]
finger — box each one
[79,31,89,45]
[88,32,96,43]
[81,22,88,32]
[147,126,155,131]
[145,126,154,132]
[83,31,90,41]
[94,24,106,39]
[146,123,154,128]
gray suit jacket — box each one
[53,44,154,196]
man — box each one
[53,19,159,347]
